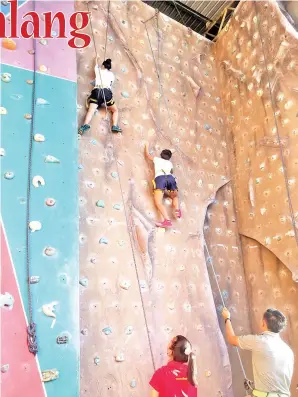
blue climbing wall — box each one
[1,2,79,396]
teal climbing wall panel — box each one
[1,63,79,396]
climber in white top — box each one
[78,56,122,135]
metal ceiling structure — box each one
[143,0,239,40]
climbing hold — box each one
[26,79,33,85]
[4,172,14,180]
[32,175,45,187]
[0,292,14,309]
[34,134,45,142]
[1,364,9,373]
[119,280,131,290]
[45,198,56,207]
[117,240,125,247]
[1,1,9,5]
[30,276,40,284]
[102,327,112,335]
[42,302,57,328]
[29,221,42,232]
[28,49,35,55]
[99,237,108,244]
[45,155,60,163]
[125,325,133,335]
[78,164,84,170]
[115,354,125,362]
[51,30,58,37]
[183,302,192,312]
[44,246,56,256]
[0,148,5,156]
[1,72,11,82]
[94,356,100,366]
[111,171,118,179]
[56,335,69,344]
[42,369,59,382]
[2,38,16,50]
[96,200,105,208]
[81,328,88,335]
[113,203,121,210]
[121,91,129,98]
[36,98,50,106]
[11,94,23,101]
[0,107,7,115]
[39,65,48,72]
[205,370,211,377]
[79,278,88,287]
[204,124,211,131]
[130,379,137,388]
[24,113,32,120]
[39,39,48,45]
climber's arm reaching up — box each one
[222,308,240,347]
[144,142,154,161]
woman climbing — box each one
[144,142,182,228]
[78,56,122,135]
[149,335,198,397]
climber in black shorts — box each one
[78,56,122,135]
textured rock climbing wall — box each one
[215,0,298,393]
[1,1,79,397]
[77,1,249,396]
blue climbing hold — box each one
[121,67,127,73]
[102,327,112,335]
[4,171,14,180]
[113,204,121,210]
[96,200,105,208]
[217,304,224,313]
[99,237,108,245]
[222,290,229,299]
[130,380,137,388]
[90,139,97,145]
[204,124,211,131]
[94,356,100,366]
[79,278,88,287]
[111,172,118,179]
[78,164,84,170]
[121,91,129,98]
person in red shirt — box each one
[149,335,198,397]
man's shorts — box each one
[153,175,178,191]
[87,88,115,109]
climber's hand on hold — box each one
[222,307,231,321]
[144,142,154,161]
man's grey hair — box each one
[263,309,287,333]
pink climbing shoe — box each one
[155,219,172,228]
[175,209,182,219]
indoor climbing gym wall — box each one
[77,1,248,396]
[1,1,79,397]
[215,0,298,393]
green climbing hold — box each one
[79,278,88,287]
[94,356,100,366]
[111,172,118,179]
[121,91,129,98]
[96,200,105,208]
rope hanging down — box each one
[26,0,38,355]
[86,1,156,372]
[253,2,298,247]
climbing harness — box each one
[253,2,298,247]
[26,0,38,355]
[204,241,253,395]
[86,1,156,371]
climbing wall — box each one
[215,0,298,393]
[77,1,249,396]
[1,1,79,397]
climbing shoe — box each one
[78,124,90,135]
[111,125,122,133]
[155,219,172,228]
[175,209,182,219]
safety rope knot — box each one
[27,322,38,355]
[244,378,254,391]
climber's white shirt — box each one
[153,157,173,178]
[238,332,294,395]
[94,65,114,88]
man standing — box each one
[221,308,294,397]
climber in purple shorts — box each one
[144,142,182,228]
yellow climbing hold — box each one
[2,38,16,50]
[39,65,48,73]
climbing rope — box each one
[26,0,38,355]
[253,1,298,247]
[86,1,156,371]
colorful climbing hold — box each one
[99,237,108,244]
[44,247,56,256]
[1,73,11,83]
[41,369,59,382]
[113,203,121,210]
[39,65,48,72]
[24,113,32,120]
[29,221,42,232]
[45,198,56,207]
[94,356,100,366]
[2,38,16,50]
[4,171,14,180]
[32,175,45,187]
[34,134,45,142]
[102,327,112,335]
[96,200,105,208]
[30,276,40,284]
[79,278,88,287]
[45,155,60,163]
[111,171,118,179]
[121,91,129,98]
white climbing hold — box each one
[32,175,45,187]
[29,221,42,232]
[34,134,45,142]
[119,280,131,290]
[115,353,125,362]
[0,148,5,156]
[45,155,60,163]
[36,98,49,106]
[39,65,48,72]
[1,73,11,82]
[42,301,58,328]
[0,107,7,115]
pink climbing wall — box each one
[77,1,247,396]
